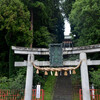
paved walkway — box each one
[53,75,73,100]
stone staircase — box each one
[53,75,73,100]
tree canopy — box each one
[62,0,75,19]
[0,0,64,85]
[69,0,100,46]
[0,0,33,77]
[0,0,33,47]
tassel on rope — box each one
[44,71,48,75]
[64,71,68,76]
[72,69,76,74]
[32,60,82,76]
[69,70,72,74]
[36,69,39,74]
[51,71,53,76]
[60,71,62,76]
[55,71,58,76]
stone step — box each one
[53,75,73,100]
[53,95,72,100]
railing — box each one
[79,89,100,100]
[32,89,44,100]
[0,89,44,100]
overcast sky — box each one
[64,19,71,35]
[59,0,71,36]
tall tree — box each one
[69,0,100,46]
[42,0,64,43]
[23,0,64,46]
[20,0,34,47]
[62,0,75,19]
[0,0,33,77]
[0,0,65,77]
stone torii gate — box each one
[12,44,100,100]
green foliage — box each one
[62,0,75,19]
[0,0,64,87]
[0,0,33,46]
[0,68,26,89]
[71,69,81,85]
[34,27,53,47]
[64,54,79,61]
[0,70,25,99]
[9,47,14,78]
[69,0,100,46]
[72,93,79,100]
[0,0,33,77]
[21,0,64,46]
[44,76,56,100]
[33,1,46,10]
[90,69,100,88]
[33,69,46,86]
[0,77,10,89]
[33,0,64,44]
[68,0,100,89]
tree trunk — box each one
[30,9,33,48]
[9,46,14,78]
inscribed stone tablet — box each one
[49,44,63,67]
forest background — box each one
[0,0,100,93]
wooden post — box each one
[24,54,34,100]
[80,52,91,100]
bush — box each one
[90,69,100,88]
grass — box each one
[71,73,81,100]
[43,76,56,100]
[72,92,80,100]
[43,74,80,100]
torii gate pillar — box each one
[24,54,34,100]
[80,52,91,100]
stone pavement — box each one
[53,75,73,100]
